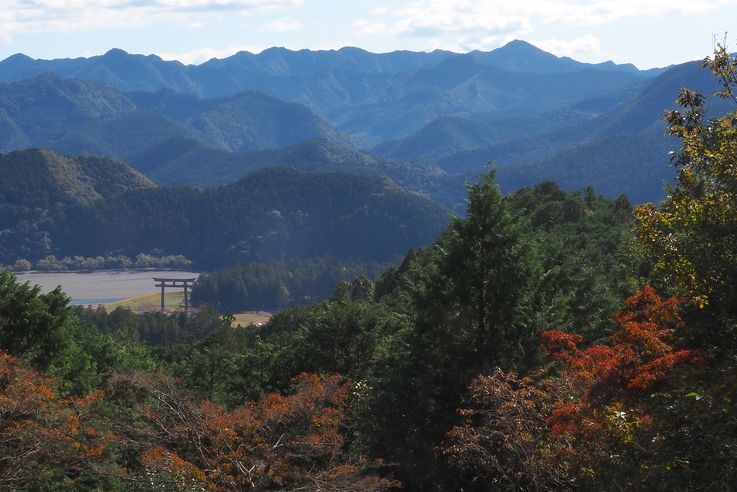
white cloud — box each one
[0,0,304,34]
[370,6,389,16]
[392,0,737,41]
[261,18,302,31]
[533,35,606,59]
[353,20,388,36]
[0,27,12,45]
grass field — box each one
[231,311,272,327]
[105,291,184,313]
[104,293,272,326]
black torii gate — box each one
[153,277,197,314]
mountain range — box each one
[0,40,726,222]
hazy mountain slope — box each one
[0,73,136,148]
[431,59,728,201]
[0,42,659,145]
[129,137,431,183]
[0,49,196,93]
[185,91,347,151]
[374,109,593,161]
[496,131,677,203]
[0,75,347,156]
[126,138,467,211]
[48,111,208,159]
[329,58,647,143]
[373,79,649,162]
[585,60,730,137]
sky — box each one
[1,0,736,69]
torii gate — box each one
[153,277,197,314]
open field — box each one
[105,291,185,313]
[231,311,272,327]
[102,292,272,325]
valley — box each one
[1,30,737,491]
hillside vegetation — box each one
[0,154,449,268]
[1,45,737,491]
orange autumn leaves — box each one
[136,372,397,491]
[0,356,395,491]
[0,353,114,488]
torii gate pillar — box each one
[153,277,197,314]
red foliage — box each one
[548,402,587,435]
[542,287,698,437]
[541,330,583,361]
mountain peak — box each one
[103,48,130,57]
[1,53,34,63]
[493,39,556,59]
[501,39,544,50]
[472,39,585,73]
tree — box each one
[121,372,397,491]
[635,43,737,336]
[0,271,71,369]
[0,352,118,489]
[442,287,702,490]
[442,368,569,491]
[359,171,539,484]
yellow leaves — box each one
[693,295,709,309]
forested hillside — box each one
[0,158,449,268]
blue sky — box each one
[1,0,736,68]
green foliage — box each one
[0,271,71,369]
[59,167,448,268]
[356,172,540,477]
[193,257,389,312]
[636,43,737,340]
[1,154,450,267]
[508,182,639,341]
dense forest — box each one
[1,46,736,491]
[0,158,449,268]
[192,258,391,312]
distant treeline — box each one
[4,253,192,272]
[192,257,390,312]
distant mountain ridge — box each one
[0,41,661,90]
[125,137,467,211]
[0,42,717,206]
[0,41,664,145]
